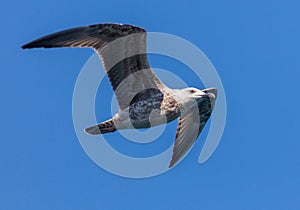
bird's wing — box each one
[169,92,216,168]
[22,23,166,110]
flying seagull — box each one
[22,23,217,167]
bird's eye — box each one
[190,89,196,93]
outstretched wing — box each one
[22,23,166,110]
[169,89,217,168]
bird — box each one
[22,23,217,168]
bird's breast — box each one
[124,88,178,128]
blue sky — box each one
[2,0,300,209]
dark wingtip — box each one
[21,43,31,49]
[21,41,51,49]
[202,87,217,99]
[21,23,146,51]
[168,162,175,168]
[21,41,42,49]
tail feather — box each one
[84,119,116,135]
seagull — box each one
[22,23,217,168]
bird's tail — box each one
[84,119,116,135]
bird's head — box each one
[183,87,206,98]
[181,87,217,107]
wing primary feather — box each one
[21,24,146,49]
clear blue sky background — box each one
[1,0,300,209]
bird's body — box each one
[115,88,178,129]
[22,23,217,167]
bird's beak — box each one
[195,88,217,105]
[194,94,210,104]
